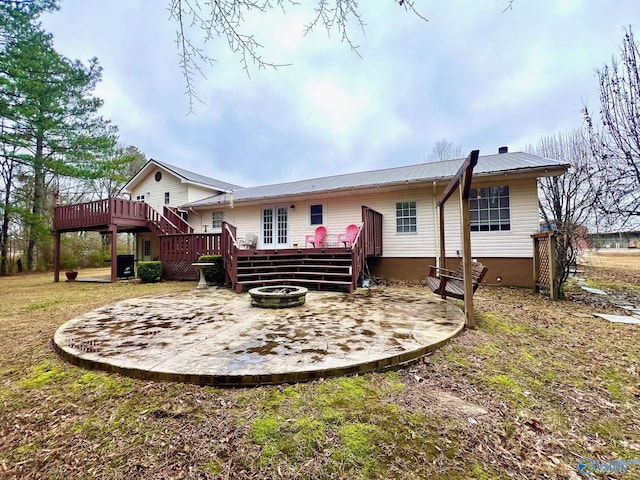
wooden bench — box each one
[425,261,488,300]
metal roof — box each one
[152,159,243,192]
[124,159,243,193]
[182,152,569,208]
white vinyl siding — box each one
[187,185,220,203]
[130,170,185,212]
[195,177,539,259]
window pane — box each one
[310,204,323,225]
[212,212,223,229]
[469,186,510,231]
[396,201,417,233]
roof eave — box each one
[181,164,570,209]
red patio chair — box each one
[305,226,327,248]
[337,224,359,248]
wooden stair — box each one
[235,252,354,292]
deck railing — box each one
[54,198,150,230]
[159,233,222,280]
[221,222,239,290]
[362,206,383,256]
[163,206,194,234]
[54,198,111,230]
[145,204,182,235]
[350,222,366,291]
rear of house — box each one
[53,149,568,288]
[169,151,568,287]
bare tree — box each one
[167,0,427,111]
[528,130,597,298]
[426,140,462,162]
[584,26,640,229]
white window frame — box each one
[164,192,170,204]
[396,201,417,234]
[212,211,224,229]
[470,185,511,232]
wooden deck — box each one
[53,198,193,234]
[52,199,384,291]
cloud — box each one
[39,0,640,185]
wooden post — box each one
[437,150,479,328]
[53,231,60,282]
[459,185,474,328]
[532,235,540,293]
[110,224,118,283]
[548,232,558,300]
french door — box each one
[261,206,289,249]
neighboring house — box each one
[52,149,569,289]
[587,231,640,249]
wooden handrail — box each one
[163,206,194,234]
[350,222,366,291]
[221,222,239,290]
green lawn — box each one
[0,267,638,479]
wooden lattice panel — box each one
[163,261,198,281]
[537,235,551,289]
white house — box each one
[118,149,569,288]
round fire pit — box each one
[249,285,308,308]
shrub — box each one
[198,255,224,285]
[137,261,162,283]
[59,250,78,271]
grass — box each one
[0,259,639,479]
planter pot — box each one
[65,271,78,281]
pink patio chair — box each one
[337,224,359,248]
[305,226,327,248]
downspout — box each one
[433,180,440,268]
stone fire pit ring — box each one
[249,285,308,308]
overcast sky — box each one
[42,0,638,188]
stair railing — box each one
[350,222,366,291]
[163,206,194,233]
[221,222,239,290]
[144,204,182,234]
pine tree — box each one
[0,0,117,270]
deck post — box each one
[53,230,60,282]
[459,171,475,328]
[110,224,118,283]
[437,150,479,328]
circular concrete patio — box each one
[53,287,465,386]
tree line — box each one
[0,1,146,274]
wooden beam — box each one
[437,149,480,328]
[110,224,118,283]
[53,231,60,282]
[460,187,474,327]
[460,150,479,200]
[438,150,480,207]
[548,232,558,300]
